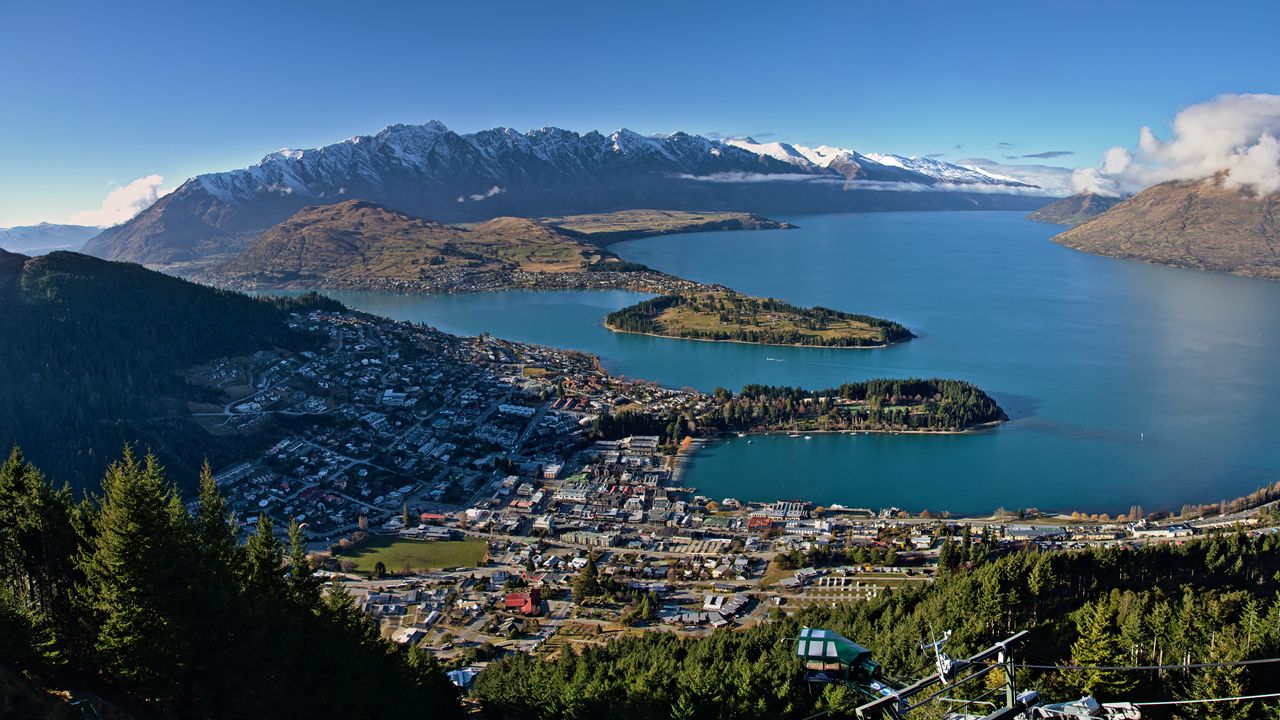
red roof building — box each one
[503,588,542,616]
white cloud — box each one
[1073,94,1280,196]
[958,159,1076,196]
[67,175,171,227]
[679,168,1068,195]
[674,172,844,184]
[467,186,505,201]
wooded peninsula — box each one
[592,378,1007,442]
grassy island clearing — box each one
[604,291,913,348]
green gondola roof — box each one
[796,628,872,665]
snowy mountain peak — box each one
[724,138,811,166]
[84,117,1063,265]
[864,153,1032,187]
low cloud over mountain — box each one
[68,175,172,227]
[1073,94,1280,197]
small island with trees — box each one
[709,378,1008,433]
[593,377,1008,442]
[604,290,913,348]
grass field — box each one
[607,290,902,347]
[342,537,487,575]
[657,300,885,343]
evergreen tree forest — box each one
[0,446,460,719]
[474,534,1280,720]
[590,379,1006,449]
[705,378,1008,433]
[0,251,342,488]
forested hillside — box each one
[0,251,339,488]
[475,534,1280,719]
[0,447,460,718]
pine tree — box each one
[244,513,283,596]
[938,538,959,573]
[194,459,239,575]
[572,555,602,603]
[0,446,81,652]
[287,519,320,606]
[1069,599,1137,699]
[78,448,193,697]
[1182,629,1252,720]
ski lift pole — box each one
[1001,635,1018,710]
[855,631,1029,720]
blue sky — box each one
[1,0,1278,226]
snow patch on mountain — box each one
[178,121,1055,212]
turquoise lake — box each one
[300,211,1280,515]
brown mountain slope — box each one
[1052,179,1280,279]
[1026,192,1125,227]
[218,200,606,287]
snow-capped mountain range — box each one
[0,222,102,255]
[721,137,1028,187]
[84,121,1056,266]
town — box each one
[194,306,1277,692]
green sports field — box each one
[342,537,487,575]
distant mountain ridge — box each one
[0,222,101,254]
[1026,192,1126,226]
[721,137,1030,186]
[1052,178,1280,279]
[83,120,1054,268]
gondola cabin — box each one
[795,627,882,684]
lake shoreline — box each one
[602,321,903,350]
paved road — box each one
[511,401,552,453]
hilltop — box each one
[1026,192,1125,226]
[216,200,607,288]
[1052,178,1280,279]
[210,201,796,295]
